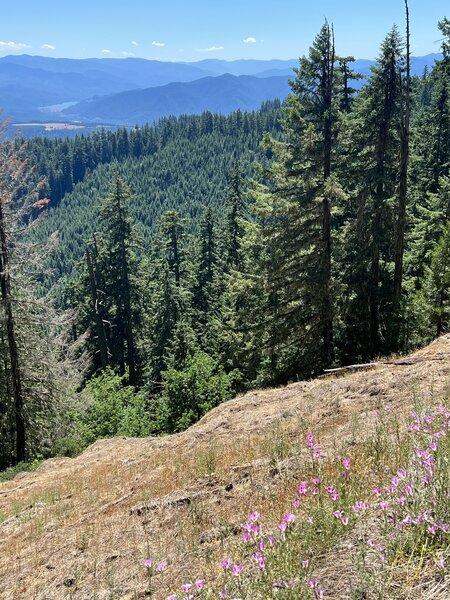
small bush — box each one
[0,459,43,482]
[157,352,235,433]
[79,369,153,444]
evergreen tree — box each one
[143,210,196,386]
[242,21,346,382]
[224,160,246,270]
[426,224,450,337]
[338,56,360,112]
[192,207,222,352]
[85,240,110,369]
[159,210,187,286]
[343,27,404,357]
[405,17,450,339]
[99,175,141,385]
[393,0,412,319]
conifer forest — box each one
[0,16,449,471]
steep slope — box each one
[1,336,450,599]
[63,74,291,124]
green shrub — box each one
[157,352,235,432]
[79,369,153,444]
[0,459,43,482]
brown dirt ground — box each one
[2,336,450,599]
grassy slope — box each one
[1,337,450,599]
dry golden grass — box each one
[2,336,450,599]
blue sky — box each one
[0,0,447,61]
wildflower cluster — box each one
[369,406,450,560]
[145,408,450,598]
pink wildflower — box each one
[297,481,309,496]
[404,482,414,496]
[283,512,296,524]
[342,457,352,470]
[157,561,168,572]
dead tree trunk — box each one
[0,201,25,464]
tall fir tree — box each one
[99,175,141,385]
[224,160,247,270]
[342,26,404,357]
[143,210,197,387]
[393,1,412,322]
[241,22,347,382]
[192,207,222,353]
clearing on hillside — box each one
[1,336,450,599]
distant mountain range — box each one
[62,74,291,124]
[0,53,442,126]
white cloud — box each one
[131,40,138,46]
[122,51,135,57]
[0,41,31,50]
[198,45,225,52]
[41,44,56,50]
[101,49,112,54]
[152,41,165,47]
[243,37,257,44]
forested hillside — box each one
[0,16,449,475]
[63,74,290,124]
[27,103,282,281]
